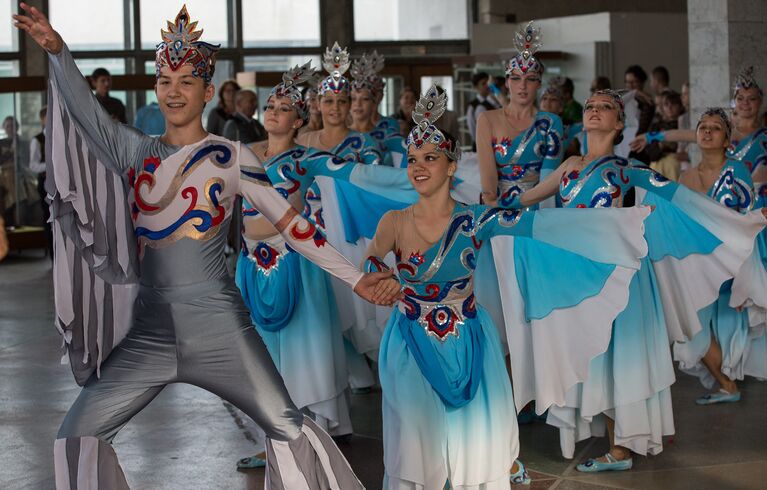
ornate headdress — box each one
[542,76,565,99]
[733,66,763,97]
[155,5,219,84]
[269,61,314,119]
[406,84,461,162]
[319,42,351,96]
[505,21,543,76]
[697,107,733,141]
[350,51,386,96]
[585,89,627,122]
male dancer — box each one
[14,4,400,488]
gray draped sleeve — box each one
[46,44,142,385]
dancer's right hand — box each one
[629,134,648,153]
[13,3,63,54]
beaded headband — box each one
[155,5,219,84]
[406,84,461,162]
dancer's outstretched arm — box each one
[15,3,145,174]
[238,145,401,305]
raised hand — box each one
[353,271,403,306]
[13,2,63,54]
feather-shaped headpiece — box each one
[270,61,314,119]
[505,21,543,76]
[319,42,351,96]
[406,84,461,161]
[155,5,219,84]
[734,66,763,97]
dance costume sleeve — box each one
[48,43,147,174]
[238,145,364,289]
[46,44,143,385]
[539,114,565,179]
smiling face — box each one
[734,87,763,120]
[406,143,456,197]
[506,69,541,106]
[583,94,625,135]
[318,91,351,127]
[351,88,376,125]
[263,95,303,136]
[696,114,730,151]
[156,65,214,129]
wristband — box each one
[646,131,665,143]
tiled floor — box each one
[2,254,766,489]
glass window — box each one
[242,0,321,48]
[0,0,18,52]
[353,0,468,41]
[49,0,131,50]
[141,0,230,49]
[0,60,20,78]
[243,55,321,73]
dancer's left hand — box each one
[354,271,403,306]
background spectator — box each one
[0,116,28,225]
[206,80,240,136]
[434,86,460,138]
[134,102,165,136]
[29,107,51,256]
[625,64,656,160]
[90,68,126,123]
[222,90,267,144]
[590,76,612,93]
[651,66,670,95]
[466,72,501,146]
[392,86,417,136]
[561,77,583,124]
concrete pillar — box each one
[687,0,767,123]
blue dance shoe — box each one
[510,459,531,485]
[237,455,266,469]
[576,453,633,472]
[696,389,741,405]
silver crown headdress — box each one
[319,42,351,96]
[734,66,763,97]
[406,84,461,161]
[585,89,628,122]
[351,50,387,96]
[697,107,733,141]
[270,61,314,119]
[155,5,220,84]
[505,21,543,76]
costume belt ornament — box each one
[505,21,543,76]
[319,42,351,96]
[406,84,462,161]
[155,5,219,84]
[270,62,315,119]
[351,50,386,96]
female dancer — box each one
[474,21,563,345]
[673,108,767,403]
[350,52,407,167]
[368,85,652,489]
[504,90,766,472]
[235,65,415,468]
[15,5,397,487]
[298,72,324,135]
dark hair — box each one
[90,67,110,80]
[663,90,683,108]
[624,65,648,83]
[652,66,670,85]
[561,77,575,94]
[217,80,241,107]
[593,76,611,91]
[471,72,490,86]
[399,86,416,98]
[39,106,47,118]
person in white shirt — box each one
[466,72,502,148]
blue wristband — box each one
[646,131,665,143]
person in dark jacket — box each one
[222,89,267,144]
